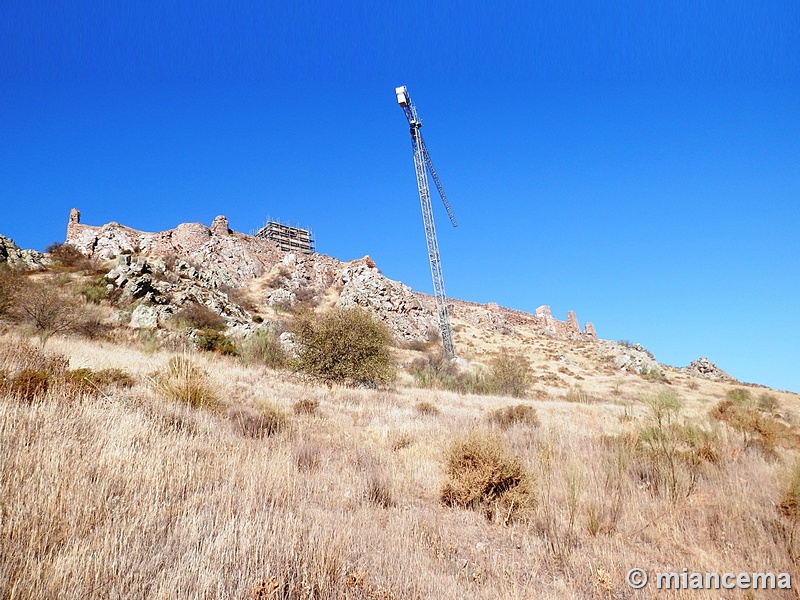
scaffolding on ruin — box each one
[255,220,316,254]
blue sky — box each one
[2,1,799,392]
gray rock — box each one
[0,235,51,271]
[129,305,159,329]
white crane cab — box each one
[395,86,409,107]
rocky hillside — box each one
[1,208,749,394]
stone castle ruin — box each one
[63,208,597,343]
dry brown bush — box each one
[488,404,540,429]
[440,430,534,523]
[228,404,288,438]
[414,400,440,416]
[172,302,227,331]
[15,278,92,344]
[293,398,319,416]
[0,266,24,317]
[711,398,800,454]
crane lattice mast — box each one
[395,85,457,358]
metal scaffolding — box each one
[256,221,316,254]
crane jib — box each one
[395,85,457,359]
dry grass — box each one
[2,332,800,598]
[149,355,220,408]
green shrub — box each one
[150,357,219,408]
[488,404,540,429]
[292,307,395,387]
[632,390,720,502]
[409,352,492,395]
[440,430,534,523]
[79,276,109,304]
[489,351,532,398]
[726,387,753,407]
[640,365,667,382]
[195,329,239,355]
[240,328,286,368]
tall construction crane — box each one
[395,85,457,358]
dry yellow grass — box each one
[2,332,800,598]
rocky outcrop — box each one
[0,235,51,271]
[682,357,736,382]
[336,258,434,341]
[599,340,662,375]
[64,209,599,345]
[105,254,250,331]
[66,208,283,286]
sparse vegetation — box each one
[292,307,395,387]
[409,352,492,395]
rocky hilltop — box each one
[1,209,741,388]
[63,209,598,346]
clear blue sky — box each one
[2,1,798,392]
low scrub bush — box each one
[5,369,51,401]
[15,278,92,345]
[79,276,109,304]
[630,390,721,501]
[195,329,238,356]
[240,328,287,369]
[64,367,135,394]
[228,404,288,438]
[409,353,492,395]
[414,400,440,416]
[150,356,219,408]
[293,398,319,416]
[440,430,534,523]
[489,351,532,398]
[488,404,540,429]
[711,398,799,454]
[46,243,96,271]
[293,307,395,387]
[173,302,227,332]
